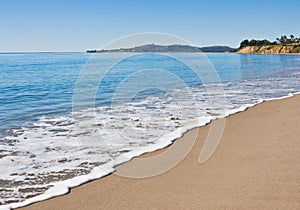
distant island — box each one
[237,35,300,54]
[86,44,236,53]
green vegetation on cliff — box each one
[238,35,300,54]
[239,35,300,49]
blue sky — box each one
[1,0,299,52]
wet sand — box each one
[21,95,300,209]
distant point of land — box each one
[86,35,300,54]
[86,44,236,53]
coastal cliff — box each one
[238,44,300,54]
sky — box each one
[1,0,300,52]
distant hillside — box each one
[200,46,236,52]
[87,44,236,53]
[238,44,300,54]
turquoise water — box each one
[0,52,89,136]
[0,52,300,208]
[1,53,299,136]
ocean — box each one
[0,52,300,209]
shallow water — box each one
[0,52,300,208]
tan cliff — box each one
[238,44,300,54]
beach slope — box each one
[21,95,300,209]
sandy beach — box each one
[20,95,300,209]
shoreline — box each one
[14,93,300,209]
[237,52,300,55]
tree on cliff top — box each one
[239,35,299,48]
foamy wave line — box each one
[1,92,299,210]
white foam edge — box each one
[2,91,299,210]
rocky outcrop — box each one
[238,44,300,54]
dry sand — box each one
[21,95,300,209]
